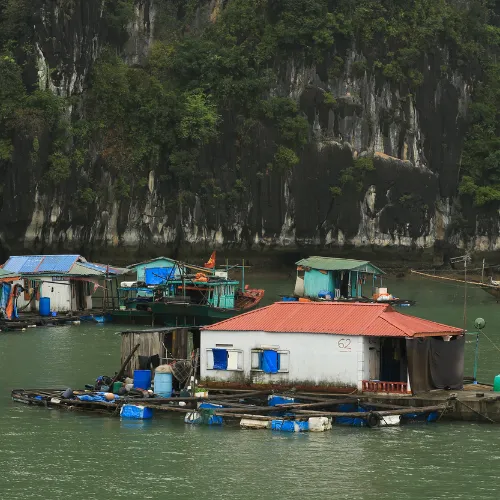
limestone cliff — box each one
[0,0,497,263]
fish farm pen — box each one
[11,388,449,430]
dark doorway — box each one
[380,338,408,382]
[340,272,349,298]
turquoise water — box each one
[1,274,500,499]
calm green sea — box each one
[2,274,500,499]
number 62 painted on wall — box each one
[338,338,351,351]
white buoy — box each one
[240,419,270,430]
[379,415,401,427]
[308,417,333,432]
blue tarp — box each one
[261,350,279,374]
[0,283,10,313]
[268,396,295,407]
[77,392,120,403]
[144,267,175,285]
[335,403,368,427]
[212,348,228,370]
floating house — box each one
[295,257,384,299]
[200,302,464,394]
[2,255,126,313]
[126,256,182,284]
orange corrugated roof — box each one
[203,302,463,337]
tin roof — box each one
[66,262,110,277]
[78,262,127,275]
[3,255,81,274]
[203,302,463,337]
[127,256,177,270]
[296,256,384,274]
[2,255,127,277]
[0,268,20,281]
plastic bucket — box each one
[112,381,123,394]
[133,370,152,390]
[154,372,173,397]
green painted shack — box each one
[127,257,180,283]
[295,257,384,300]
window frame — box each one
[206,348,244,371]
[250,348,290,373]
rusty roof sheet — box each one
[203,302,463,337]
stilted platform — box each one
[0,312,84,331]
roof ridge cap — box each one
[376,311,409,335]
[359,303,391,332]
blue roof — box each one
[78,262,127,275]
[3,255,80,274]
[79,262,107,273]
[37,255,80,273]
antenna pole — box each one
[450,253,471,333]
[242,258,245,290]
[463,258,467,333]
[473,332,479,383]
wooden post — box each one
[111,277,116,311]
[242,258,245,290]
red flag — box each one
[204,251,216,269]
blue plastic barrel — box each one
[133,370,152,390]
[154,373,173,397]
[39,297,51,317]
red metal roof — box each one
[203,302,463,337]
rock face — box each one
[0,1,490,262]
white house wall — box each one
[201,330,367,389]
[14,279,73,312]
[39,280,72,312]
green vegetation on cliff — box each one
[0,0,500,220]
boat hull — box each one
[111,288,264,326]
[481,286,500,301]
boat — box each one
[480,278,500,301]
[111,254,264,326]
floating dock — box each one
[11,388,451,430]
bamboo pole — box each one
[410,269,497,288]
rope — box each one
[456,398,495,423]
[479,330,500,354]
[436,403,451,422]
